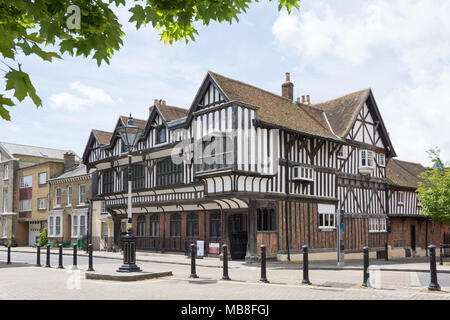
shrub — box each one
[38,227,48,247]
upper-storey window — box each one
[197,134,233,172]
[54,188,62,207]
[20,175,32,188]
[124,164,145,190]
[38,172,47,185]
[360,150,375,167]
[156,158,183,187]
[398,191,405,205]
[103,170,115,194]
[379,154,386,167]
[3,164,8,180]
[337,145,348,159]
[156,126,167,145]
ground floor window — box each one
[72,212,87,238]
[209,212,221,238]
[186,213,199,237]
[48,213,63,237]
[137,215,146,236]
[170,213,181,237]
[318,204,336,229]
[150,214,160,237]
[369,218,387,233]
[257,208,276,231]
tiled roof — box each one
[49,164,90,181]
[156,104,188,122]
[0,141,80,161]
[119,116,147,129]
[386,159,426,189]
[310,89,371,137]
[208,71,341,141]
[92,129,112,145]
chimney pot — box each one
[301,95,305,103]
[306,95,310,104]
[296,97,300,105]
[162,100,166,106]
[285,72,290,83]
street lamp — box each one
[117,114,143,273]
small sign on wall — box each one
[209,242,220,254]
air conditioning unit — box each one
[358,165,374,176]
[292,166,314,182]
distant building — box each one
[0,142,79,246]
[387,159,450,258]
[47,161,91,246]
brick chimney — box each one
[281,72,294,101]
[64,152,75,171]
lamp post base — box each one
[116,232,142,273]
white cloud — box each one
[49,81,115,112]
[272,0,450,164]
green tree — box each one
[417,148,450,223]
[0,0,301,120]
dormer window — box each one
[156,126,167,145]
[359,149,374,175]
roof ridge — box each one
[0,141,76,153]
[208,70,294,104]
[310,88,371,106]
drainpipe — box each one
[284,132,291,261]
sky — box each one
[0,0,449,166]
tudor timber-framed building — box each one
[83,71,404,261]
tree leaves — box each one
[417,149,450,223]
[5,66,42,107]
[0,0,301,120]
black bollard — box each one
[385,242,389,261]
[72,244,78,269]
[439,244,443,266]
[222,244,230,280]
[7,245,11,264]
[58,244,64,269]
[45,245,51,268]
[428,245,440,291]
[36,245,41,267]
[189,243,198,278]
[361,246,369,288]
[302,245,311,285]
[259,245,269,283]
[87,244,94,271]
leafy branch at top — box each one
[0,0,301,120]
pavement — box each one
[1,246,450,273]
[1,251,450,300]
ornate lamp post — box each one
[117,114,143,273]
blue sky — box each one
[1,0,449,165]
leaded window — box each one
[186,213,199,238]
[156,158,183,186]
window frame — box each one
[337,145,348,159]
[155,126,167,145]
[78,184,86,205]
[67,185,72,207]
[37,197,47,210]
[20,175,32,188]
[186,213,199,238]
[318,204,336,230]
[209,211,222,238]
[38,172,47,185]
[71,212,87,238]
[3,189,8,212]
[102,170,115,194]
[369,218,387,233]
[256,208,277,232]
[54,188,62,208]
[398,191,405,205]
[3,164,8,180]
[48,212,63,237]
[156,158,184,187]
[169,213,181,237]
[136,215,146,237]
[19,199,32,212]
[150,214,160,237]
